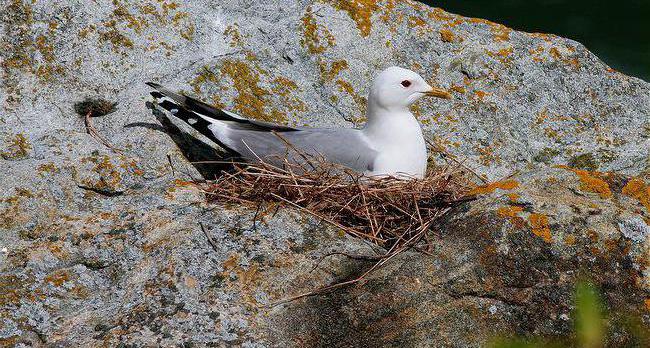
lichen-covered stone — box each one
[1,0,649,346]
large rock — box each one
[1,0,648,346]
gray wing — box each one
[217,127,377,172]
[147,83,376,172]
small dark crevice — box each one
[77,185,124,197]
[93,323,120,340]
[510,201,535,212]
[81,259,113,271]
[459,68,472,79]
[282,53,294,64]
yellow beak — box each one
[423,87,452,99]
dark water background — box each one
[427,0,649,81]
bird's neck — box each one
[362,105,422,144]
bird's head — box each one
[368,66,451,112]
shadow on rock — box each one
[127,102,235,180]
[268,256,422,348]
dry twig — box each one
[426,138,487,183]
[84,111,122,153]
[199,222,219,253]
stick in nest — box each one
[426,138,487,183]
[201,154,475,305]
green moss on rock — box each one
[533,147,561,164]
[568,153,599,171]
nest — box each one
[202,156,475,303]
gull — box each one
[147,66,451,179]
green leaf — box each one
[574,281,605,348]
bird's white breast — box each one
[363,113,428,179]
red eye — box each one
[401,80,411,87]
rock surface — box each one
[1,0,649,346]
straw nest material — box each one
[201,154,475,303]
[206,159,471,243]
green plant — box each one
[491,281,608,348]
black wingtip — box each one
[146,82,161,89]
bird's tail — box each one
[146,82,233,149]
[146,82,299,132]
[146,82,232,121]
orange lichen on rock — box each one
[622,178,650,213]
[336,79,367,112]
[529,45,546,63]
[78,155,123,193]
[487,47,514,65]
[575,170,612,199]
[327,0,380,37]
[439,29,455,43]
[222,253,240,270]
[271,76,298,97]
[190,65,219,95]
[173,179,196,188]
[220,59,284,123]
[529,213,552,243]
[474,90,489,101]
[35,35,56,62]
[549,47,562,60]
[497,205,526,228]
[272,77,307,117]
[564,234,577,246]
[497,47,513,57]
[450,85,466,94]
[428,7,457,22]
[179,22,195,41]
[408,16,427,28]
[320,59,349,82]
[535,108,550,126]
[379,0,396,23]
[492,25,512,42]
[44,270,70,287]
[530,32,554,42]
[547,46,581,69]
[507,193,520,202]
[1,133,32,160]
[475,143,502,166]
[560,167,612,199]
[301,6,336,54]
[497,205,523,218]
[469,179,519,195]
[224,25,242,47]
[467,17,512,41]
[645,298,650,311]
[37,162,58,176]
